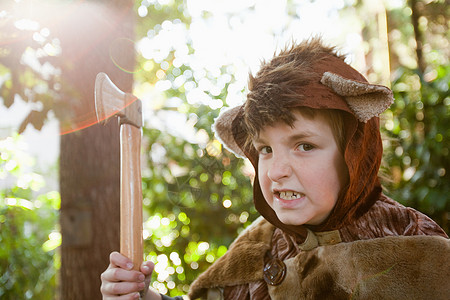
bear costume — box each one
[188,39,449,300]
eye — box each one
[298,143,314,152]
[259,146,272,154]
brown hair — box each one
[244,107,346,155]
[242,38,347,153]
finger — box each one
[102,267,145,283]
[103,292,140,300]
[110,251,134,270]
[101,281,146,297]
[138,261,155,298]
[140,261,155,276]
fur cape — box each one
[189,217,450,300]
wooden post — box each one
[57,1,135,299]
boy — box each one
[101,38,448,299]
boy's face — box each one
[253,110,348,226]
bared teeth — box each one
[279,191,303,200]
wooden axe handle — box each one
[120,124,143,271]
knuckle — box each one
[111,283,121,295]
[100,269,108,280]
[112,268,121,279]
[110,251,118,261]
[101,282,113,296]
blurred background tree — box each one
[0,0,448,298]
[382,0,449,232]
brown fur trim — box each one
[244,38,346,139]
[321,72,394,123]
[188,217,275,299]
[268,235,450,299]
[213,106,245,157]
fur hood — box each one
[213,38,394,238]
[189,217,450,300]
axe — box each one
[94,73,144,276]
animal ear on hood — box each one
[320,72,394,123]
[213,105,245,157]
[213,71,394,158]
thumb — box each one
[141,261,155,276]
[140,261,155,297]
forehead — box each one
[254,110,333,141]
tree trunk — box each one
[409,0,426,73]
[57,1,135,299]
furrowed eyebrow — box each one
[287,132,316,142]
[252,131,316,146]
[252,137,266,147]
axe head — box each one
[94,72,142,128]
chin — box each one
[277,215,307,226]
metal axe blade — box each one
[95,72,142,128]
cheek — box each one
[258,165,273,202]
[309,157,342,199]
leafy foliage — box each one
[0,134,60,299]
[383,65,450,232]
[381,0,449,233]
[142,122,257,295]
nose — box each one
[267,154,292,182]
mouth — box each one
[276,190,305,200]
